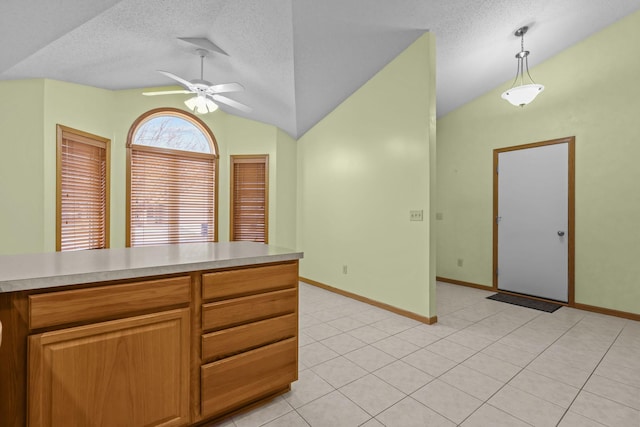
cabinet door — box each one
[28,308,190,427]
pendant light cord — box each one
[522,31,537,84]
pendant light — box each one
[501,26,544,107]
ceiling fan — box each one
[143,48,251,114]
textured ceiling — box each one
[2,0,640,138]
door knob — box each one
[557,231,565,237]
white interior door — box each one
[497,142,569,302]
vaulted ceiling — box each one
[2,0,640,138]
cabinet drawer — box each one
[202,313,296,362]
[29,276,191,329]
[202,262,297,301]
[202,288,296,332]
[201,337,297,418]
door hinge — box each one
[496,216,501,224]
[496,268,499,276]
[496,165,499,174]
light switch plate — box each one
[410,210,424,221]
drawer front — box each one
[201,338,297,418]
[29,276,191,330]
[202,262,297,301]
[202,288,296,332]
[202,313,297,362]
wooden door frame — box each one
[492,136,575,305]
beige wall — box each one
[437,11,640,314]
[297,33,436,318]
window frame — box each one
[56,124,111,251]
[229,154,269,243]
[126,108,219,247]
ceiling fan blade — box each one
[142,90,191,96]
[157,70,195,90]
[207,82,244,94]
[211,94,252,112]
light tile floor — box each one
[210,282,640,427]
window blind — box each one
[58,127,109,251]
[130,146,215,246]
[230,156,268,243]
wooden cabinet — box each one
[202,262,297,300]
[199,261,298,420]
[28,276,191,329]
[201,338,297,417]
[202,313,297,362]
[202,288,297,331]
[28,309,191,427]
[0,259,299,426]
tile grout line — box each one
[451,307,552,426]
[449,304,613,426]
[554,325,628,426]
[322,299,539,425]
[297,285,633,427]
[456,309,622,427]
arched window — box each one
[127,108,219,246]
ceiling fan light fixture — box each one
[501,26,544,107]
[185,95,218,114]
[148,46,250,113]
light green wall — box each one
[437,11,640,314]
[218,114,277,244]
[297,33,436,318]
[0,81,296,254]
[0,80,45,254]
[43,80,115,250]
[274,129,297,250]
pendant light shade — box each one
[501,26,544,107]
[501,83,544,106]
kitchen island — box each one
[0,242,303,426]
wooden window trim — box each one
[126,108,219,247]
[56,125,111,251]
[230,155,269,243]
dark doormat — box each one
[487,293,563,313]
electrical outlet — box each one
[457,258,464,267]
[410,210,424,221]
[342,265,348,274]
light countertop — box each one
[0,242,303,293]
